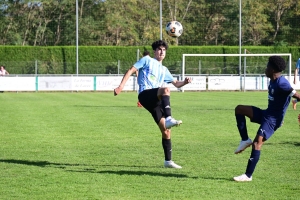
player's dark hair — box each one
[268,56,286,72]
[143,51,150,57]
[151,40,168,51]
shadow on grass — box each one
[0,159,161,169]
[74,105,135,108]
[0,159,81,169]
[66,169,190,178]
[200,176,233,181]
[74,105,233,110]
[280,141,300,146]
[0,159,192,178]
[264,141,300,147]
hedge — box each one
[0,46,299,74]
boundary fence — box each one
[0,74,299,92]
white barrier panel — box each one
[242,76,268,90]
[1,75,299,92]
[96,76,117,91]
[262,76,269,90]
[163,76,206,91]
[184,76,206,90]
[208,76,241,90]
[96,76,136,91]
[38,77,72,91]
[244,77,260,90]
[72,76,94,90]
[290,76,300,90]
[0,77,35,91]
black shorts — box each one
[138,88,164,124]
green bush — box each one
[0,46,299,74]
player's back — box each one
[267,76,292,117]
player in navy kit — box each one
[233,56,300,182]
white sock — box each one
[166,116,172,121]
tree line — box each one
[0,0,299,47]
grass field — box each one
[0,91,299,200]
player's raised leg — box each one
[158,87,182,129]
[234,105,253,154]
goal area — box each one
[181,53,292,92]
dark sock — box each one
[161,95,171,118]
[162,138,172,161]
[236,114,249,141]
[245,149,260,177]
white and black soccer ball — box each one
[165,21,183,38]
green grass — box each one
[0,92,299,200]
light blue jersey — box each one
[134,56,175,94]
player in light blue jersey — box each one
[233,56,300,182]
[291,58,300,110]
[136,50,150,107]
[114,40,191,169]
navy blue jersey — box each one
[267,76,293,118]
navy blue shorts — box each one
[251,106,282,140]
[138,88,163,124]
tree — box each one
[0,0,300,46]
[242,0,273,45]
[266,0,298,41]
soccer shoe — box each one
[292,99,297,110]
[164,161,182,169]
[234,138,252,154]
[165,117,182,129]
[233,174,252,182]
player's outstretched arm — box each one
[292,91,300,102]
[294,68,298,85]
[114,66,137,96]
[172,77,192,88]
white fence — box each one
[0,75,299,92]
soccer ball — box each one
[166,21,183,38]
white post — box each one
[243,49,246,92]
[137,49,140,61]
[160,0,162,40]
[289,54,292,82]
[118,60,120,76]
[76,0,79,76]
[239,0,242,91]
[35,60,38,75]
[199,60,201,75]
[182,55,185,92]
